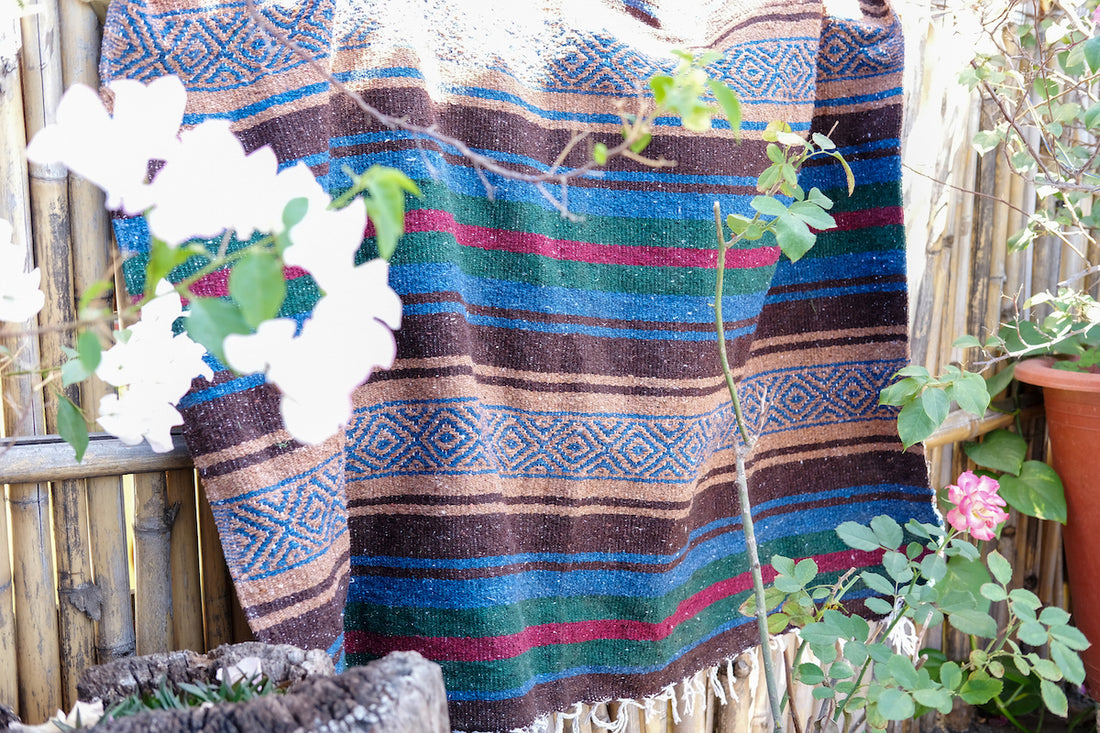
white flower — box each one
[97,387,186,453]
[0,217,45,323]
[145,120,282,245]
[25,76,186,214]
[221,260,401,444]
[216,656,264,687]
[94,280,213,452]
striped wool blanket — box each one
[101,0,935,729]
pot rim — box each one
[1013,355,1100,392]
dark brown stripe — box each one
[245,547,351,617]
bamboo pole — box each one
[197,487,233,650]
[26,58,95,716]
[0,431,191,484]
[12,0,70,720]
[167,469,203,651]
[133,472,173,654]
[57,0,136,666]
[0,9,35,714]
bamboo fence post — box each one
[0,11,35,714]
[58,0,136,666]
[133,472,173,654]
[197,487,233,650]
[12,0,71,721]
[24,11,95,706]
[167,469,204,651]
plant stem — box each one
[713,202,784,731]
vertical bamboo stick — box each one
[0,10,35,714]
[26,68,95,718]
[197,487,233,650]
[167,469,203,651]
[12,0,69,721]
[133,472,173,654]
[58,0,135,667]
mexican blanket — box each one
[100,0,935,729]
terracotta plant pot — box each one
[1014,356,1100,695]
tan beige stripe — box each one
[191,429,297,471]
[198,435,343,502]
[237,541,349,633]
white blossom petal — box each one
[97,389,184,453]
[0,218,45,323]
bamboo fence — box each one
[0,0,1081,730]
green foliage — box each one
[103,670,282,724]
[347,165,422,261]
[744,514,1089,731]
[57,395,89,462]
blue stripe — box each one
[764,281,906,305]
[402,302,757,342]
[346,496,932,609]
[770,251,904,287]
[177,372,267,408]
[814,87,902,108]
[391,262,767,325]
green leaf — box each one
[997,461,1066,523]
[811,132,836,151]
[592,143,609,166]
[865,596,894,615]
[797,663,826,685]
[788,200,837,230]
[938,556,991,612]
[57,396,89,463]
[185,298,252,368]
[1040,679,1068,717]
[883,551,914,583]
[877,689,915,721]
[1050,624,1090,651]
[1039,607,1071,627]
[952,371,991,417]
[1085,101,1100,130]
[793,558,818,586]
[629,133,652,154]
[985,363,1016,398]
[648,74,672,104]
[1085,35,1100,73]
[861,570,896,595]
[750,195,789,218]
[146,239,198,294]
[767,612,791,634]
[896,388,948,449]
[1009,588,1043,612]
[773,212,816,262]
[940,661,963,691]
[357,165,421,260]
[986,550,1012,586]
[229,250,286,329]
[829,151,856,195]
[879,377,922,407]
[282,196,309,230]
[963,428,1027,475]
[979,583,1008,602]
[705,79,741,142]
[912,688,953,715]
[870,515,903,550]
[837,521,881,551]
[919,553,947,584]
[972,128,1004,155]
[886,655,920,689]
[948,609,998,638]
[1050,640,1086,686]
[960,673,1003,705]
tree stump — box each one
[86,651,449,733]
[2,645,449,732]
[76,642,335,708]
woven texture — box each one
[101,0,934,730]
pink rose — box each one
[945,471,1009,541]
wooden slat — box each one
[168,469,204,652]
[133,472,173,655]
[197,487,233,650]
[0,432,191,484]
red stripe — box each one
[183,265,310,300]
[398,209,780,269]
[345,548,883,662]
[831,207,902,232]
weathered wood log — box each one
[76,642,334,707]
[83,651,448,733]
